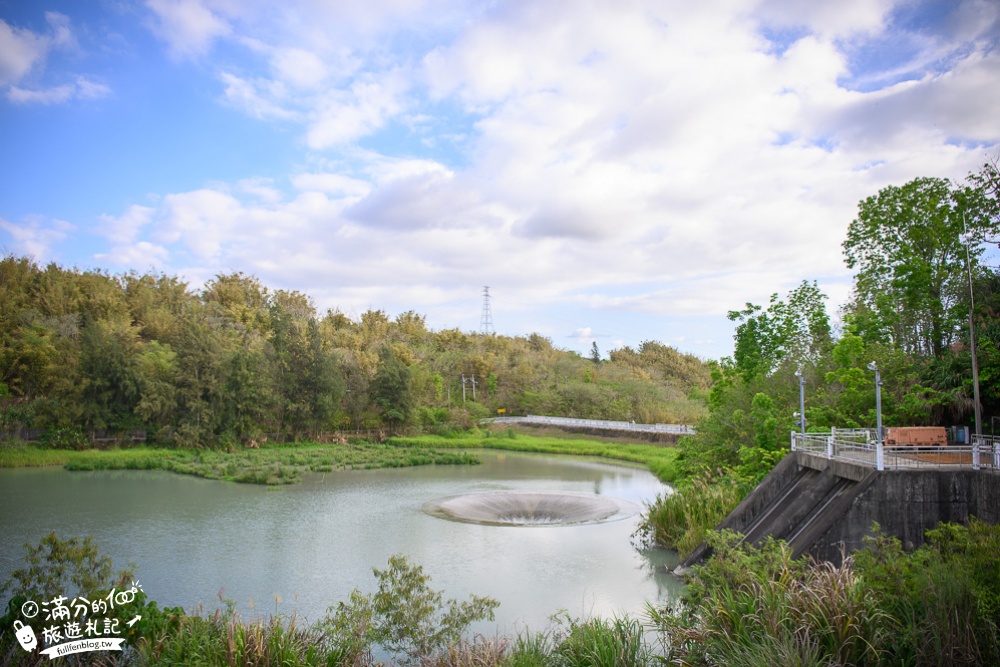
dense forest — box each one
[0,259,709,448]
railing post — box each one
[972,436,980,470]
[826,435,833,460]
[790,430,796,452]
[876,440,884,471]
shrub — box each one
[650,532,890,666]
[320,554,500,664]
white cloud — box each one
[756,0,895,38]
[0,18,48,86]
[99,205,155,244]
[94,241,170,268]
[0,215,72,261]
[219,71,299,120]
[290,172,371,197]
[306,71,410,148]
[271,47,327,88]
[145,0,232,58]
[7,75,110,104]
[0,12,103,104]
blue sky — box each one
[1,0,998,361]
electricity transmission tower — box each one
[480,286,494,335]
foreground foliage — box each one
[652,521,1000,666]
[4,526,1000,666]
[321,555,499,665]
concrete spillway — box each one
[682,450,1000,567]
[423,491,639,526]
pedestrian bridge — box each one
[488,414,695,435]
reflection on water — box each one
[0,451,682,633]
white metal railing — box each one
[829,427,877,444]
[791,431,1000,472]
[487,415,696,434]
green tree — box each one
[78,316,143,431]
[372,347,414,428]
[843,176,997,357]
[728,280,832,380]
[322,554,498,664]
[135,340,179,434]
[1,533,131,601]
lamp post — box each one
[869,361,884,470]
[868,362,883,443]
[795,367,806,440]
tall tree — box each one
[728,281,832,380]
[843,177,996,357]
[372,346,414,428]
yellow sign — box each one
[497,408,506,414]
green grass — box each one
[0,442,479,486]
[0,431,679,489]
[387,432,680,483]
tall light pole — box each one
[962,215,983,438]
[795,367,806,439]
[868,362,883,443]
[869,361,884,470]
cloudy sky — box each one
[1,0,998,360]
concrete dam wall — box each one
[683,450,1000,567]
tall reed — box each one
[636,474,742,555]
[650,536,891,666]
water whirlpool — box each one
[422,491,639,526]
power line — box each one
[480,286,494,335]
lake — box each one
[0,450,682,634]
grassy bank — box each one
[0,441,479,485]
[388,430,681,483]
[0,429,679,488]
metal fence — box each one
[488,415,695,435]
[792,431,1000,472]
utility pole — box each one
[962,214,983,438]
[460,374,478,402]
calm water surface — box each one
[0,451,681,633]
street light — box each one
[794,367,806,439]
[868,362,883,443]
[869,361,885,470]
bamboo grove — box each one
[0,262,710,448]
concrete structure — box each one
[682,449,1000,567]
